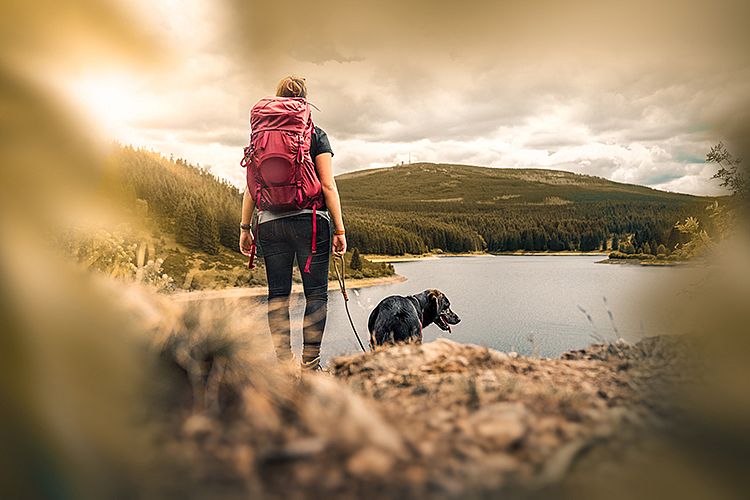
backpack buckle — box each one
[240,145,254,168]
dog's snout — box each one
[446,309,461,325]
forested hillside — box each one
[111,145,243,255]
[104,146,391,289]
[337,163,711,254]
[109,148,711,260]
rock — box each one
[346,446,396,477]
[468,402,529,449]
[264,438,326,461]
[404,465,427,485]
[417,440,436,457]
[182,413,216,440]
[302,376,406,457]
[482,452,520,472]
[232,445,255,478]
[489,350,510,363]
[537,437,594,485]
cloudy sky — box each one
[58,0,750,196]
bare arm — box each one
[239,187,255,255]
[315,152,347,254]
[241,187,255,226]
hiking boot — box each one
[301,355,322,373]
[278,353,300,377]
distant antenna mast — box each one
[409,152,411,164]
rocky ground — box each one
[161,332,698,499]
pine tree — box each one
[642,241,652,255]
[657,244,668,256]
[649,240,658,255]
[350,248,362,270]
[175,199,200,249]
[196,203,220,254]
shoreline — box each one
[491,251,608,256]
[365,251,607,262]
[168,273,407,302]
[596,258,696,267]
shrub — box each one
[608,251,656,260]
[350,248,362,270]
[620,241,636,254]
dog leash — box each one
[332,253,368,353]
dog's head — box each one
[421,289,461,333]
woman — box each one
[239,76,347,371]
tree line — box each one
[344,203,701,255]
[111,146,242,255]
[110,146,707,257]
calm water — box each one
[253,255,702,363]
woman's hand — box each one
[239,229,254,255]
[332,233,347,256]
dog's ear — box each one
[423,290,440,323]
[431,289,446,311]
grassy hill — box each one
[335,163,710,254]
[337,163,702,206]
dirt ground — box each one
[159,331,699,499]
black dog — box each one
[368,289,461,347]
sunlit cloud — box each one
[48,0,750,196]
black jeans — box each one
[258,213,331,363]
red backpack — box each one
[240,96,324,272]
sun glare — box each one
[62,72,143,141]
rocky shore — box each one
[163,332,697,499]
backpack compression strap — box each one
[303,205,317,273]
[247,189,261,270]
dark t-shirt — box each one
[256,123,334,223]
[311,125,334,159]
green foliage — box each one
[708,142,746,199]
[616,142,744,263]
[337,163,709,255]
[106,146,714,270]
[346,215,428,255]
[331,250,394,280]
[104,145,395,289]
[608,251,656,260]
[673,216,713,260]
[62,227,175,291]
[196,204,220,255]
[111,146,242,256]
[350,248,362,270]
[669,143,745,262]
[175,198,200,249]
[620,241,636,255]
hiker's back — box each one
[242,96,323,212]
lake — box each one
[263,255,703,363]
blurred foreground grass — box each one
[2,0,750,498]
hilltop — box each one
[336,163,710,255]
[337,162,702,206]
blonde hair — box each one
[275,75,307,98]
